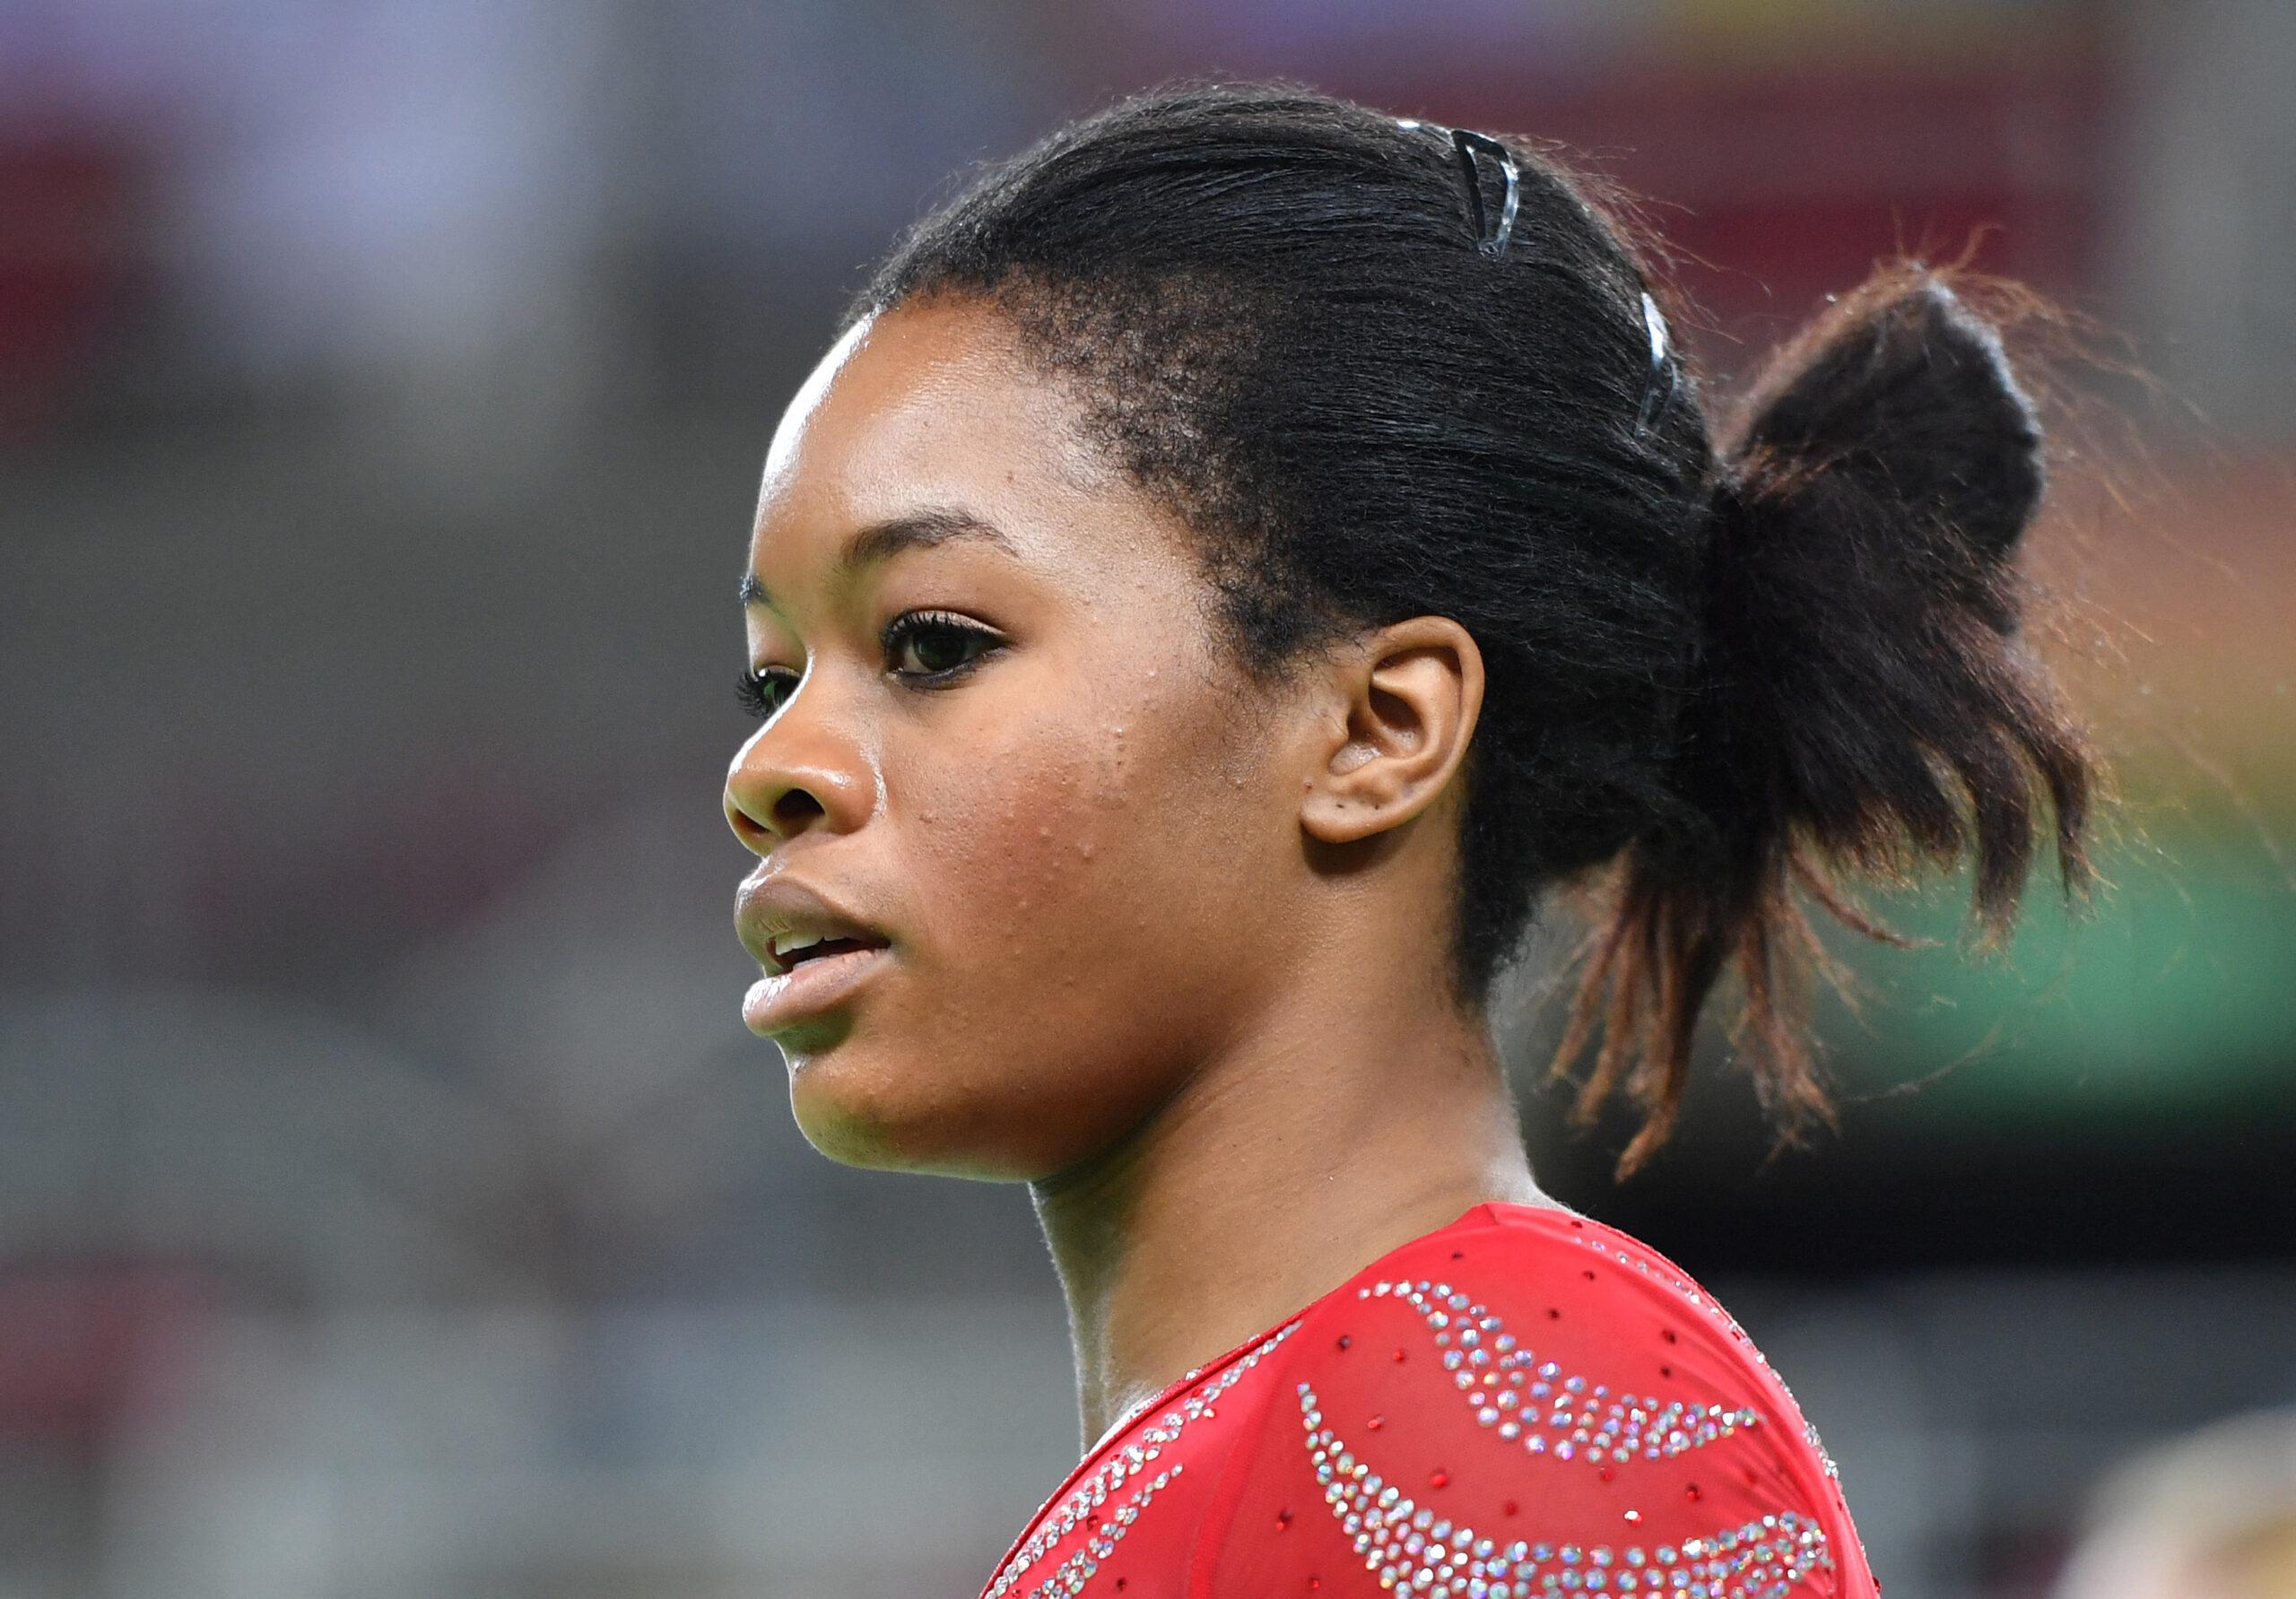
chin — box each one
[783,1036,1036,1181]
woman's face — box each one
[725,294,1318,1181]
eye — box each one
[883,609,1003,682]
[736,665,798,721]
[736,611,1002,722]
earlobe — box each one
[1299,617,1484,847]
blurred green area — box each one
[1814,817,2294,1132]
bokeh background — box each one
[3,2,2292,1595]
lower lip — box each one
[744,944,891,1034]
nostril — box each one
[726,787,824,850]
[771,788,827,830]
[725,797,772,849]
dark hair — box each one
[839,78,2104,1175]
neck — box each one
[1026,978,1556,1456]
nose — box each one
[723,706,873,855]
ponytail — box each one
[1549,262,2105,1176]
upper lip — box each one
[735,873,891,977]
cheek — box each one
[849,685,1279,1159]
[909,703,1184,989]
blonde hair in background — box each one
[2053,1406,2296,1599]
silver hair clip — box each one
[1634,290,1676,435]
[1395,117,1518,257]
[1397,116,1675,435]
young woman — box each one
[724,82,2098,1598]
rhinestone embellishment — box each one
[1019,1461,1185,1599]
[987,1319,1304,1598]
[1300,1381,1833,1597]
[1353,1278,1764,1466]
[1557,1232,1846,1486]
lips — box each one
[742,937,892,1035]
[735,874,895,1036]
[771,932,891,974]
[735,873,892,978]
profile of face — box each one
[724,294,1481,1183]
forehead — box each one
[752,295,1123,578]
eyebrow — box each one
[739,507,1019,610]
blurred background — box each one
[2,1,2291,1595]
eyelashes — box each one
[734,668,787,720]
[736,609,1004,721]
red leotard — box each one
[978,1201,1878,1599]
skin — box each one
[724,292,1560,1455]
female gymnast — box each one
[724,81,2100,1598]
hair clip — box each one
[1448,128,1519,257]
[1399,117,1674,435]
[1396,117,1518,257]
[1635,290,1677,435]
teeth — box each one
[771,930,829,961]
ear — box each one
[1299,615,1484,847]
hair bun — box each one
[1552,261,2100,1176]
[1726,273,2047,572]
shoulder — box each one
[1188,1204,1876,1597]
